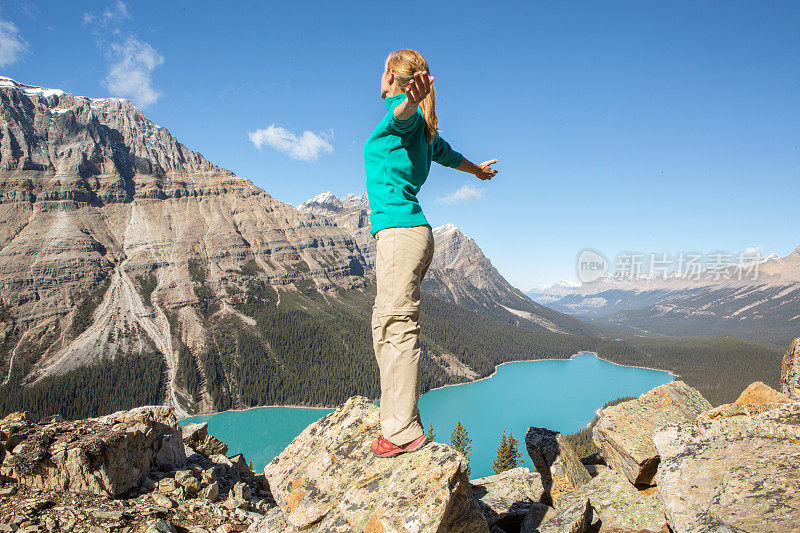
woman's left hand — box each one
[475,159,498,181]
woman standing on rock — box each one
[365,49,498,457]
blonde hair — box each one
[386,49,438,143]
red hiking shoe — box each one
[371,433,428,458]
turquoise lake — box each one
[179,352,673,479]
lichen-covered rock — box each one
[229,454,251,477]
[654,402,800,532]
[0,406,186,496]
[550,468,667,532]
[144,519,178,533]
[781,337,800,399]
[470,467,546,530]
[583,463,608,478]
[520,497,593,533]
[0,410,36,464]
[248,505,296,532]
[592,380,711,485]
[736,380,789,405]
[201,481,219,502]
[174,470,201,494]
[181,422,229,458]
[525,427,591,501]
[700,381,791,420]
[579,451,604,466]
[251,396,488,532]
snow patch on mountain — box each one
[0,76,65,98]
[433,222,459,237]
[526,279,582,304]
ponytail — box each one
[386,49,439,144]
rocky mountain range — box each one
[536,247,800,346]
[0,77,607,420]
[0,76,378,418]
[297,191,596,335]
[525,279,581,305]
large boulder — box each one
[525,427,590,501]
[781,337,800,399]
[520,497,593,533]
[250,396,488,532]
[470,467,546,530]
[546,467,668,532]
[181,421,229,457]
[592,380,711,485]
[0,406,186,497]
[700,381,791,420]
[654,402,800,532]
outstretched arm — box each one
[396,71,499,181]
[432,134,498,181]
[393,71,434,120]
[456,158,498,181]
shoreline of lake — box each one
[180,350,674,479]
[423,350,678,395]
[180,403,334,422]
[179,351,677,422]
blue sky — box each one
[2,0,798,289]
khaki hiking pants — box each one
[371,225,434,446]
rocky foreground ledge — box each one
[1,337,799,532]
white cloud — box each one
[248,125,334,162]
[84,2,162,108]
[436,183,485,205]
[83,0,130,27]
[0,19,28,67]
[104,37,164,107]
[742,246,762,257]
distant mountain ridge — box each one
[297,191,597,335]
[538,246,800,345]
[526,279,582,304]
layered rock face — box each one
[252,396,488,532]
[0,78,368,415]
[592,380,712,485]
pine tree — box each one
[450,419,472,478]
[506,429,523,470]
[428,422,436,442]
[492,429,523,474]
[492,431,510,474]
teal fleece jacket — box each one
[363,92,464,237]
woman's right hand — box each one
[475,159,498,181]
[404,71,435,106]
